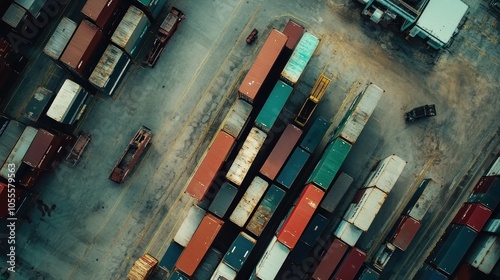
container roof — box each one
[416,0,468,44]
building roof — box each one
[416,0,468,44]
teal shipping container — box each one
[111,5,151,57]
[255,81,293,133]
[276,147,310,189]
[299,116,329,154]
[246,185,286,237]
[168,269,189,280]
[307,137,351,190]
[299,213,329,247]
[280,32,320,86]
[136,0,167,20]
[223,232,256,271]
[159,241,184,271]
[357,265,380,280]
[208,182,238,218]
[414,263,447,280]
[192,248,223,280]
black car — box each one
[405,104,437,122]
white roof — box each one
[43,17,77,60]
[416,0,468,44]
[46,79,82,122]
[89,44,126,88]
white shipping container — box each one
[230,176,269,227]
[46,79,88,124]
[222,100,252,139]
[344,187,388,231]
[0,126,37,179]
[466,235,500,274]
[484,219,500,235]
[43,17,77,60]
[15,0,44,17]
[333,219,363,247]
[408,179,441,221]
[226,127,267,186]
[255,236,290,280]
[173,205,206,247]
[2,3,25,29]
[339,83,383,144]
[210,262,237,280]
[89,44,131,95]
[487,156,500,176]
[111,5,150,56]
[363,155,406,194]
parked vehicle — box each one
[144,7,185,67]
[255,81,293,133]
[246,185,286,237]
[295,74,331,126]
[65,132,91,166]
[281,20,305,50]
[280,32,319,86]
[404,104,436,122]
[246,28,258,44]
[276,147,310,189]
[173,205,206,247]
[109,126,152,184]
[373,242,396,271]
[230,176,269,227]
[127,253,158,280]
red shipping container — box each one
[238,29,287,103]
[175,214,223,276]
[81,0,122,30]
[282,20,305,50]
[276,184,324,249]
[185,131,235,201]
[312,238,348,280]
[390,215,421,251]
[473,176,498,194]
[451,262,485,280]
[333,247,367,280]
[22,129,63,170]
[260,124,302,180]
[452,203,492,232]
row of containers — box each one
[134,20,407,279]
[0,37,28,101]
[414,157,500,279]
[0,116,73,221]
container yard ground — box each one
[0,0,499,279]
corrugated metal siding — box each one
[299,116,329,153]
[0,126,37,179]
[276,147,310,189]
[111,5,150,56]
[282,20,304,50]
[312,238,348,280]
[390,216,421,251]
[43,17,77,60]
[229,176,268,227]
[2,3,26,28]
[246,185,285,237]
[255,236,290,280]
[46,79,86,124]
[226,127,266,186]
[222,100,252,139]
[363,155,406,194]
[320,173,354,213]
[255,81,293,133]
[344,187,388,231]
[89,44,127,89]
[307,138,352,189]
[333,247,367,280]
[22,129,59,169]
[193,248,222,280]
[452,203,491,232]
[280,32,319,85]
[0,120,26,165]
[173,205,206,247]
[81,0,120,29]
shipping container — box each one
[484,218,500,234]
[89,44,131,96]
[135,0,167,19]
[468,177,500,210]
[210,261,237,280]
[208,182,238,218]
[280,32,319,86]
[173,205,206,247]
[255,81,293,133]
[299,116,329,154]
[14,0,44,17]
[43,17,77,60]
[320,172,354,213]
[254,236,290,280]
[295,74,331,127]
[0,119,25,166]
[16,162,42,188]
[22,87,53,122]
[276,147,310,189]
[229,176,269,227]
[46,79,90,125]
[466,234,500,274]
[0,126,37,180]
[111,5,151,57]
[428,224,478,275]
[362,155,407,194]
[357,265,380,280]
[343,187,388,231]
[277,184,324,249]
[81,0,122,30]
[60,20,104,77]
[307,137,352,190]
[193,248,223,280]
[2,3,27,30]
[282,20,304,50]
[334,83,384,144]
[222,100,252,139]
[414,263,447,280]
[452,262,485,280]
[238,29,288,103]
[333,219,363,247]
[332,247,367,280]
[246,185,286,237]
[406,179,441,221]
[185,131,235,201]
[175,214,224,276]
[168,269,189,280]
[288,240,313,264]
[260,124,302,180]
[22,129,63,170]
[223,232,256,271]
[300,213,329,247]
[127,253,158,280]
[389,215,421,251]
[226,127,267,186]
[486,156,500,176]
[159,241,184,271]
[452,203,492,232]
[312,237,349,280]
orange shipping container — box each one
[185,131,235,201]
[175,214,224,276]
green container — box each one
[307,137,351,189]
[246,185,286,236]
[276,147,310,189]
[223,232,256,271]
[300,117,329,153]
[159,241,183,271]
[255,81,293,133]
